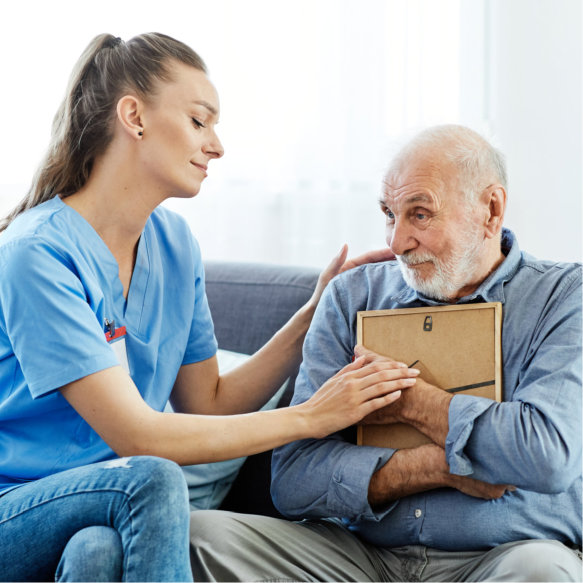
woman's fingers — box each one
[329,355,367,378]
[309,245,394,309]
[305,358,420,437]
[353,344,399,365]
[334,359,418,387]
[357,366,419,388]
[308,245,349,307]
[338,248,395,274]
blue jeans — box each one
[0,456,193,582]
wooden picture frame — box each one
[356,302,503,449]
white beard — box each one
[396,228,485,301]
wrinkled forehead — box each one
[382,149,457,206]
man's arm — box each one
[271,274,507,521]
[368,443,511,506]
[360,267,583,494]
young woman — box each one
[0,33,418,581]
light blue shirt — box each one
[272,229,582,551]
[0,196,217,493]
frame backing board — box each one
[356,302,502,449]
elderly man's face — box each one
[380,153,486,301]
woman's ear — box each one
[482,184,507,239]
[116,95,144,140]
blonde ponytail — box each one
[0,32,206,232]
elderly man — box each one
[190,125,582,582]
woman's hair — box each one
[0,32,207,232]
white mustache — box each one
[397,253,436,266]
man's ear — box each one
[116,95,144,140]
[482,184,507,239]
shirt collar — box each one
[393,228,521,306]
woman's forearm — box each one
[215,302,315,413]
[133,406,313,465]
[62,359,414,465]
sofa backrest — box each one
[204,260,320,405]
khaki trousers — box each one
[190,510,582,582]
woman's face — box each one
[138,62,224,200]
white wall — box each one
[0,1,580,265]
[487,0,582,263]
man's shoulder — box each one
[516,252,582,293]
[329,260,410,312]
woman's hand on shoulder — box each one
[308,245,395,309]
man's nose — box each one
[387,219,416,256]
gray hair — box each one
[389,124,507,205]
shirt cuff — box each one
[445,394,494,475]
[326,445,397,521]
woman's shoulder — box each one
[0,197,65,245]
[0,197,74,265]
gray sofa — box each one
[203,260,320,518]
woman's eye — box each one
[192,118,206,129]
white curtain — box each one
[1,0,477,267]
[2,1,580,264]
[165,0,470,267]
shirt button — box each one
[414,509,422,518]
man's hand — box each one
[369,444,514,507]
[448,472,515,500]
[354,345,451,446]
[308,246,395,310]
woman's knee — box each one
[137,456,187,492]
[123,456,190,524]
[56,526,123,582]
[115,456,188,501]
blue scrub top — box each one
[0,196,217,493]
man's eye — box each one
[414,210,430,221]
